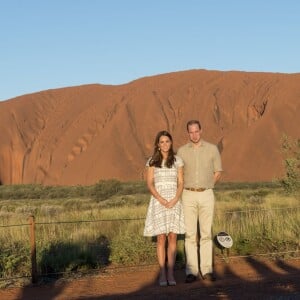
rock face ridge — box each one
[0,70,299,185]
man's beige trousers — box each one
[182,188,215,276]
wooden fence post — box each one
[28,215,38,283]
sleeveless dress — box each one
[143,155,185,236]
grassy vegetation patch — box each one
[0,180,299,282]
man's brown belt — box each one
[185,187,206,192]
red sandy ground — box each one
[1,257,300,299]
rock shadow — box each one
[83,256,300,299]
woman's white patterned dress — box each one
[143,155,185,236]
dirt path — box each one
[1,257,300,299]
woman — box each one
[144,130,185,287]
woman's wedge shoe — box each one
[159,281,168,287]
[168,280,176,286]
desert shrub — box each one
[40,205,64,217]
[234,237,255,255]
[0,243,30,278]
[279,134,300,195]
[90,179,122,201]
[15,205,38,216]
[119,181,148,194]
[62,199,86,211]
[110,232,156,265]
[227,191,246,201]
[247,190,269,205]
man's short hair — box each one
[186,120,201,131]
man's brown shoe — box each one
[185,274,197,283]
[202,273,216,281]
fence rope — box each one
[1,206,299,228]
[224,206,300,214]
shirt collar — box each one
[187,139,205,148]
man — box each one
[177,120,222,283]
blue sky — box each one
[1,0,299,101]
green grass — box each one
[0,180,299,285]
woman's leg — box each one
[157,234,167,282]
[167,232,177,281]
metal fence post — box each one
[29,215,38,283]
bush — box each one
[90,179,122,201]
[110,232,156,265]
[279,135,300,195]
[0,244,30,278]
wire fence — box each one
[0,206,300,283]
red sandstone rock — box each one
[0,70,299,185]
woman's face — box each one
[158,135,172,153]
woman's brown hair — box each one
[149,130,176,168]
